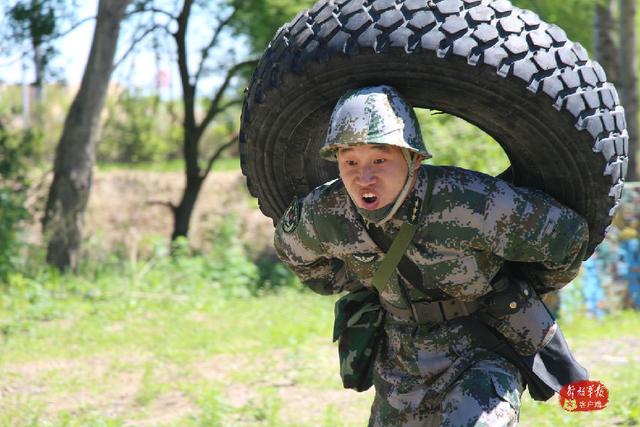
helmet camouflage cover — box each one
[320,85,431,160]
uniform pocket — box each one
[489,369,523,412]
[483,278,558,356]
[345,252,381,284]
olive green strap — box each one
[372,223,418,293]
[371,168,435,293]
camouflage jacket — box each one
[275,165,588,306]
[274,164,588,403]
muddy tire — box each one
[239,0,628,255]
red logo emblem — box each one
[559,380,609,412]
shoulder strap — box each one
[371,167,435,294]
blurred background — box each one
[0,0,638,426]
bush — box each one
[255,250,300,293]
[0,124,33,282]
[99,91,182,164]
[416,109,511,176]
[161,215,300,297]
[202,216,261,295]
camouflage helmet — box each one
[320,85,431,160]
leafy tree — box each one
[232,0,313,54]
[416,110,510,176]
[2,0,76,101]
[237,0,599,55]
[512,0,596,50]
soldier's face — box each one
[338,145,412,210]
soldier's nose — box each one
[357,167,376,185]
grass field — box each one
[1,257,639,426]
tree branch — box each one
[125,6,177,20]
[56,15,97,38]
[146,200,177,212]
[197,59,258,134]
[193,8,237,85]
[174,0,199,177]
[201,133,239,181]
[112,23,163,71]
[217,98,243,112]
[174,0,195,120]
[0,52,27,68]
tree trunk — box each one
[171,172,203,240]
[594,0,618,84]
[619,0,638,181]
[170,0,205,242]
[33,40,45,102]
[42,0,130,270]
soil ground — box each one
[0,335,637,425]
[26,169,275,257]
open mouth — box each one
[361,192,379,208]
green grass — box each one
[520,361,640,426]
[1,255,638,426]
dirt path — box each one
[574,337,640,367]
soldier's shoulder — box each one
[299,178,359,245]
[301,178,349,211]
[277,179,349,244]
[425,164,499,196]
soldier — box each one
[274,85,588,426]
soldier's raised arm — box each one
[274,196,352,295]
[480,179,589,292]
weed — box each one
[236,388,282,426]
[0,395,47,427]
[190,385,227,427]
[135,362,163,406]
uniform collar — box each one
[390,165,429,225]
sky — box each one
[0,1,248,98]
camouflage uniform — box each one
[274,87,588,426]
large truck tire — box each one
[239,0,629,256]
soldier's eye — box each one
[373,158,386,164]
[345,160,357,166]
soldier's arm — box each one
[480,180,589,292]
[274,197,353,295]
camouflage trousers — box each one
[368,322,524,427]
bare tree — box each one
[619,0,637,180]
[42,0,131,270]
[138,0,257,241]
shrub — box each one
[99,91,181,164]
[204,215,261,295]
[0,124,32,282]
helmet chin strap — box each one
[373,149,417,227]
